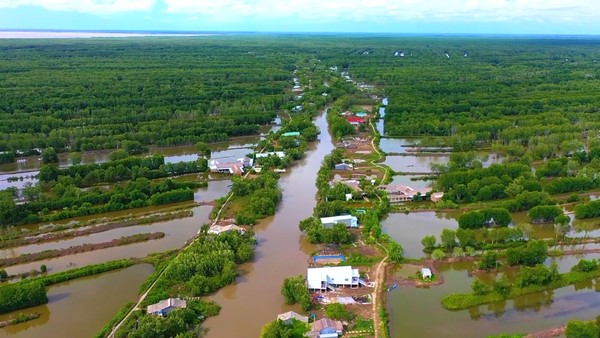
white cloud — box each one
[0,0,156,14]
[163,0,600,22]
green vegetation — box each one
[326,303,353,320]
[0,177,199,226]
[281,275,312,311]
[143,231,256,305]
[231,172,282,224]
[115,300,220,338]
[566,320,598,338]
[0,38,291,155]
[260,318,310,338]
[298,217,354,244]
[0,282,47,314]
[458,208,511,229]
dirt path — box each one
[372,254,388,338]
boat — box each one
[387,284,398,292]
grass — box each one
[353,317,375,331]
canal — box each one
[203,109,334,337]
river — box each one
[0,264,154,338]
[203,109,333,337]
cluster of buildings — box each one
[209,157,252,175]
[209,146,299,176]
[377,184,444,203]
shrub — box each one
[326,303,353,320]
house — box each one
[282,131,301,137]
[307,266,366,291]
[209,160,244,175]
[277,311,308,324]
[355,112,368,118]
[334,163,353,171]
[346,117,365,126]
[320,215,358,228]
[306,318,344,338]
[147,298,187,316]
[421,268,432,280]
[340,111,353,117]
[208,224,245,235]
[430,192,444,203]
[255,151,286,158]
[378,185,431,203]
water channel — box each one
[203,109,333,337]
[0,264,154,338]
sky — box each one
[0,0,599,34]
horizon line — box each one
[0,28,599,37]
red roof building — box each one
[346,117,366,125]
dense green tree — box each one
[326,303,353,320]
[566,320,598,338]
[41,147,58,164]
[421,235,437,251]
[440,229,457,250]
[281,275,312,311]
[388,241,404,263]
[260,319,309,338]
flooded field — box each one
[384,154,449,174]
[0,264,154,338]
[4,205,212,276]
[203,110,333,337]
[388,262,600,338]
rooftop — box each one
[277,311,308,323]
[147,298,187,314]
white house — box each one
[307,266,365,291]
[421,268,432,280]
[147,298,187,316]
[320,215,358,228]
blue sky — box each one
[0,0,599,34]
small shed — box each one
[421,268,432,280]
[344,193,352,201]
[282,131,300,137]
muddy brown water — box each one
[203,110,333,338]
[4,205,213,277]
[0,264,154,338]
